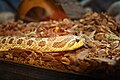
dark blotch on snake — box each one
[67,40,76,47]
[27,40,34,46]
[17,39,23,44]
[53,38,71,48]
[9,38,14,44]
[2,38,6,44]
[38,41,46,47]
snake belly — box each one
[0,35,85,52]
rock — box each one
[0,12,15,22]
[107,1,120,24]
[107,1,120,16]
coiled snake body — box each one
[0,35,85,52]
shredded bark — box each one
[0,12,120,79]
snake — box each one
[0,35,85,52]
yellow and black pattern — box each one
[0,35,85,52]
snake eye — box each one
[76,39,80,42]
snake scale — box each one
[0,35,85,52]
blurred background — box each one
[0,0,120,23]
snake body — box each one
[0,35,85,52]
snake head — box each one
[65,36,85,51]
